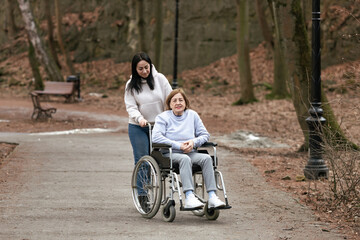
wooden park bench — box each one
[29,92,57,120]
[33,81,75,102]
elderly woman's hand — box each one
[181,140,194,153]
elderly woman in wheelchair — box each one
[131,89,231,222]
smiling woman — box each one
[169,93,186,116]
[124,52,172,173]
[152,88,226,209]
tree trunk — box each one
[279,0,358,151]
[234,0,257,105]
[28,38,44,90]
[154,0,163,71]
[267,0,290,99]
[255,0,274,49]
[17,0,63,82]
[277,0,310,150]
[28,39,44,90]
[44,0,61,69]
[136,0,147,52]
[6,0,18,38]
[127,0,138,52]
[54,0,75,75]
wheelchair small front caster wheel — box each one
[192,209,205,217]
[204,202,220,220]
[162,205,176,222]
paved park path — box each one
[0,120,347,239]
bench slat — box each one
[34,81,75,96]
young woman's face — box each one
[170,93,186,116]
[136,60,151,79]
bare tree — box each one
[234,0,257,105]
[154,0,163,70]
[279,0,357,150]
[6,0,18,38]
[275,0,311,149]
[127,0,138,52]
[54,0,75,74]
[28,38,43,90]
[44,0,61,68]
[266,0,290,99]
[255,0,274,49]
[17,0,63,82]
[136,0,147,52]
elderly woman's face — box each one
[136,60,150,79]
[170,93,186,116]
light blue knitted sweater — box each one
[152,109,210,152]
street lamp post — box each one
[304,0,329,180]
[172,0,179,89]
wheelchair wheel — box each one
[162,205,176,222]
[131,156,162,219]
[192,209,205,217]
[204,202,220,220]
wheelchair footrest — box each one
[209,205,232,210]
[180,206,203,211]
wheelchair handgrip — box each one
[152,143,172,149]
[200,142,217,147]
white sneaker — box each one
[208,195,226,208]
[184,194,204,209]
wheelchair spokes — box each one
[131,156,162,218]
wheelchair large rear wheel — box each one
[131,155,162,219]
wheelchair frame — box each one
[131,123,231,222]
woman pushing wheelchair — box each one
[152,88,226,209]
[124,52,172,164]
[125,52,172,211]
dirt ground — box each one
[0,43,359,238]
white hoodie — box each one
[124,65,172,125]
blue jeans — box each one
[128,124,150,196]
[128,123,150,165]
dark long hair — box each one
[126,52,155,94]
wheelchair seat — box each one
[150,145,205,174]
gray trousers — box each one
[165,152,217,193]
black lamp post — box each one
[304,0,329,180]
[172,0,179,89]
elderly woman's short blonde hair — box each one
[165,88,190,111]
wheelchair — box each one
[131,124,231,222]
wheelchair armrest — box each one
[200,142,217,147]
[152,143,172,149]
